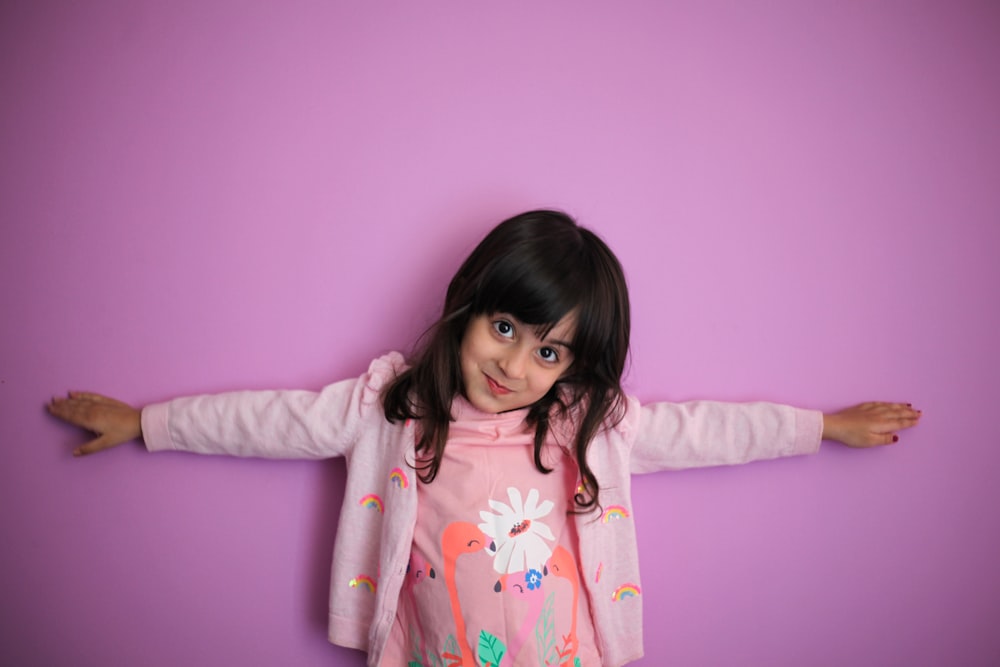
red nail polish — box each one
[892,435,899,443]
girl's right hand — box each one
[47,392,143,456]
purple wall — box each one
[3,2,998,665]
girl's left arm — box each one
[821,402,922,448]
[625,399,922,474]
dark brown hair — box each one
[381,210,631,512]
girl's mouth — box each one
[485,374,512,396]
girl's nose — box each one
[499,347,528,379]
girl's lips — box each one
[485,374,512,396]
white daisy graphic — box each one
[478,487,555,574]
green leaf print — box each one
[534,592,556,667]
[409,623,424,665]
[477,629,506,666]
[441,634,461,667]
[574,658,582,667]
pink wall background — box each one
[2,1,998,665]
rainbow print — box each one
[601,505,630,523]
[349,575,377,593]
[389,468,409,489]
[359,494,384,513]
[612,583,641,601]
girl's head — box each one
[383,209,631,510]
[441,210,631,412]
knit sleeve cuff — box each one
[793,407,824,455]
[141,402,175,452]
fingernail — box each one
[892,435,899,443]
[72,449,81,457]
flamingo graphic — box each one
[441,521,488,667]
[403,551,436,665]
[492,571,545,663]
[546,545,580,665]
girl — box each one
[48,210,920,667]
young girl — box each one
[48,210,920,667]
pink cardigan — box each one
[141,353,822,666]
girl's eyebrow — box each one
[538,320,576,349]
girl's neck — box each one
[452,393,531,421]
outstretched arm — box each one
[628,397,922,474]
[822,402,921,448]
[47,392,143,457]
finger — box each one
[68,391,105,400]
[880,409,922,431]
[868,402,913,416]
[68,391,131,409]
[863,402,920,421]
[47,396,97,429]
[894,404,923,418]
[867,432,898,447]
[47,396,83,423]
[74,434,113,457]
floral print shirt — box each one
[383,397,599,667]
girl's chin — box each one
[466,390,529,414]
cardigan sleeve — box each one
[141,353,404,460]
[625,396,823,474]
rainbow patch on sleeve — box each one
[349,575,377,593]
[389,468,409,489]
[601,505,630,523]
[359,494,384,513]
[612,583,641,601]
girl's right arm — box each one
[47,353,406,460]
[48,392,143,457]
[49,385,365,460]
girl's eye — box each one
[538,347,559,363]
[493,320,514,338]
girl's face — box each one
[460,312,576,413]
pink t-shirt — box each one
[383,397,599,666]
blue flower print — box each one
[525,568,543,591]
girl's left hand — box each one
[822,402,922,448]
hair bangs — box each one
[470,248,581,337]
